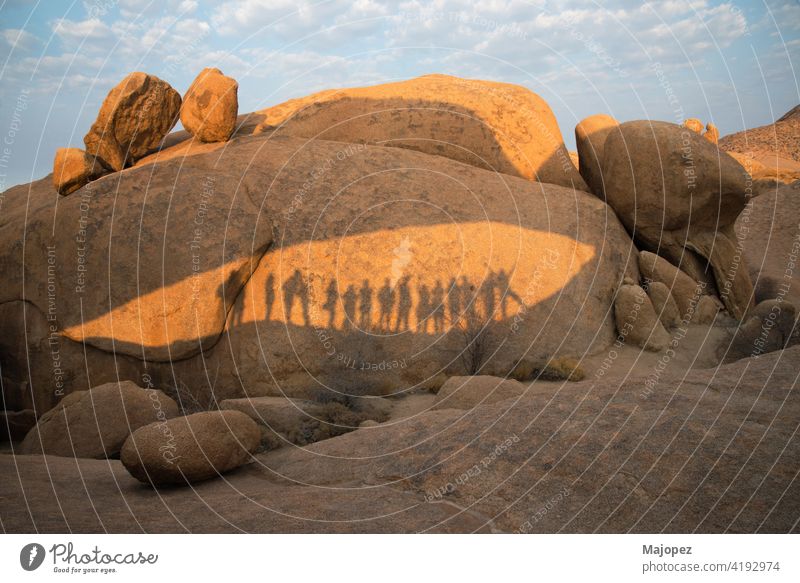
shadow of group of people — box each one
[253,268,523,334]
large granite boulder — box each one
[20,381,178,458]
[0,77,637,411]
[257,74,587,190]
[181,67,238,142]
[84,72,181,170]
[120,410,260,486]
[603,121,754,319]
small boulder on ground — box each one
[433,376,527,410]
[1,409,36,442]
[52,147,108,195]
[120,410,260,486]
[20,381,178,458]
[639,251,705,321]
[646,281,681,330]
[84,72,181,171]
[692,295,723,325]
[180,67,238,143]
[614,284,671,352]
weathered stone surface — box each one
[646,281,681,330]
[20,381,178,458]
[121,410,260,486]
[84,72,181,170]
[433,376,527,410]
[735,182,800,308]
[257,74,588,190]
[181,68,238,143]
[730,300,797,359]
[692,294,722,325]
[614,284,670,351]
[6,347,795,532]
[0,409,36,442]
[575,114,618,198]
[603,121,754,319]
[1,130,636,408]
[52,147,108,195]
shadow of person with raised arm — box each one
[431,280,445,334]
[447,277,460,329]
[377,278,395,332]
[497,268,523,320]
[416,283,432,334]
[395,275,412,332]
[218,269,247,327]
[359,279,373,330]
[481,270,497,321]
[460,276,477,322]
[283,269,311,326]
[264,273,276,322]
[342,284,357,331]
[322,279,338,328]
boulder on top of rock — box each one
[704,122,719,144]
[84,72,181,171]
[181,68,238,143]
[121,410,260,486]
[257,74,587,190]
[433,376,527,410]
[52,147,108,195]
[614,284,671,352]
[683,118,704,133]
[603,121,753,319]
[575,113,618,198]
[20,381,178,458]
[646,281,681,330]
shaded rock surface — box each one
[433,376,527,410]
[2,347,797,532]
[120,410,260,486]
[84,72,181,171]
[0,409,36,442]
[614,284,670,351]
[20,381,178,458]
[646,281,681,330]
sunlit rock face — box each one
[255,74,588,191]
[0,130,637,410]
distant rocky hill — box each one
[719,104,800,182]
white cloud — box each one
[1,28,40,51]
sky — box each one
[0,0,798,190]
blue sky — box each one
[0,0,798,190]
